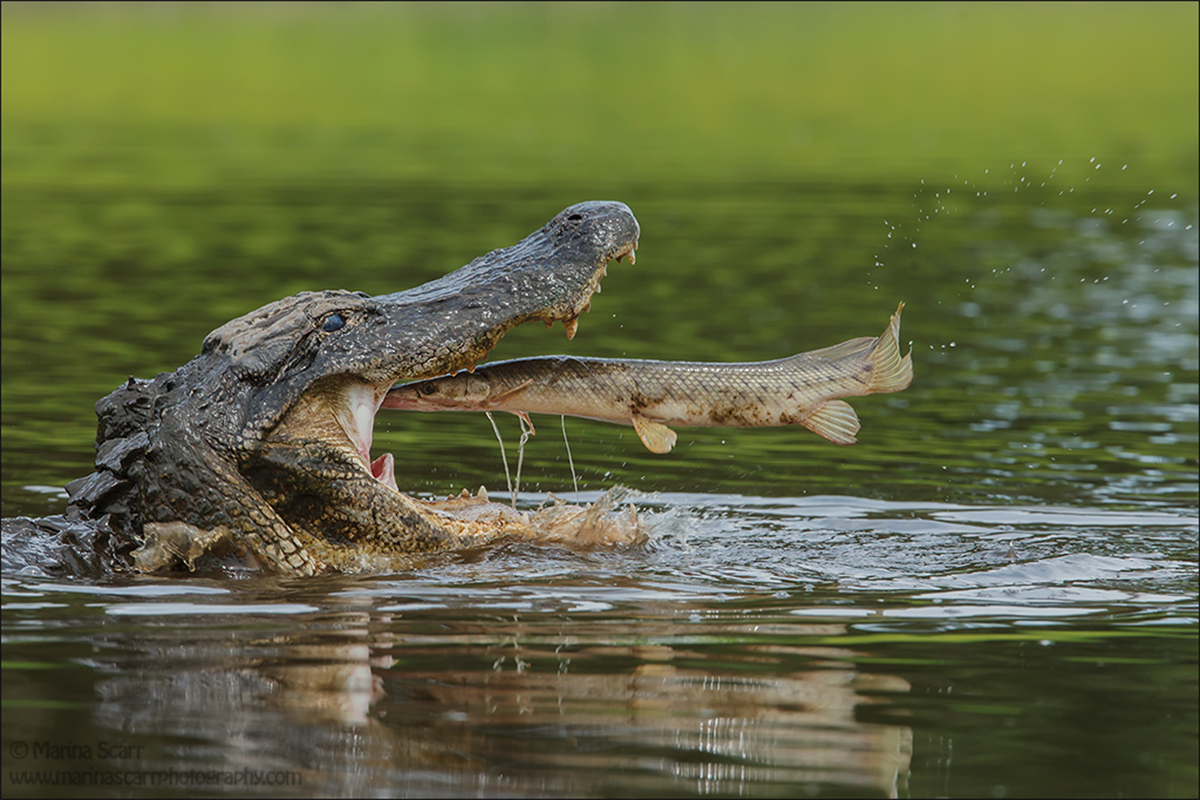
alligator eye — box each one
[322,313,345,333]
[419,384,437,396]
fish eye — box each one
[419,383,437,396]
[322,313,345,333]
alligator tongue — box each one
[371,453,397,491]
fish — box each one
[383,303,913,453]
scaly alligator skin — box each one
[1,202,639,576]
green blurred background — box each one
[3,2,1196,189]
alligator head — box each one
[63,202,640,575]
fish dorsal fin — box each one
[631,414,677,454]
[801,400,861,445]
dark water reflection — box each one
[2,176,1197,797]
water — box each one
[2,5,1197,797]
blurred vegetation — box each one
[2,2,1197,189]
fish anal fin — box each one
[801,400,861,445]
[631,414,677,454]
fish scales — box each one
[383,304,912,452]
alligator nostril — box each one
[567,213,584,221]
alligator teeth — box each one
[582,300,592,313]
[563,316,579,340]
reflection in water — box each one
[60,602,912,797]
[376,626,911,796]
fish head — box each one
[382,371,494,411]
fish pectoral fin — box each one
[511,410,536,435]
[485,379,534,407]
[801,400,861,445]
[631,414,678,454]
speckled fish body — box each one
[384,304,912,453]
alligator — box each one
[1,201,641,576]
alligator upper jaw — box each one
[358,200,642,382]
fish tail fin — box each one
[864,302,913,394]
